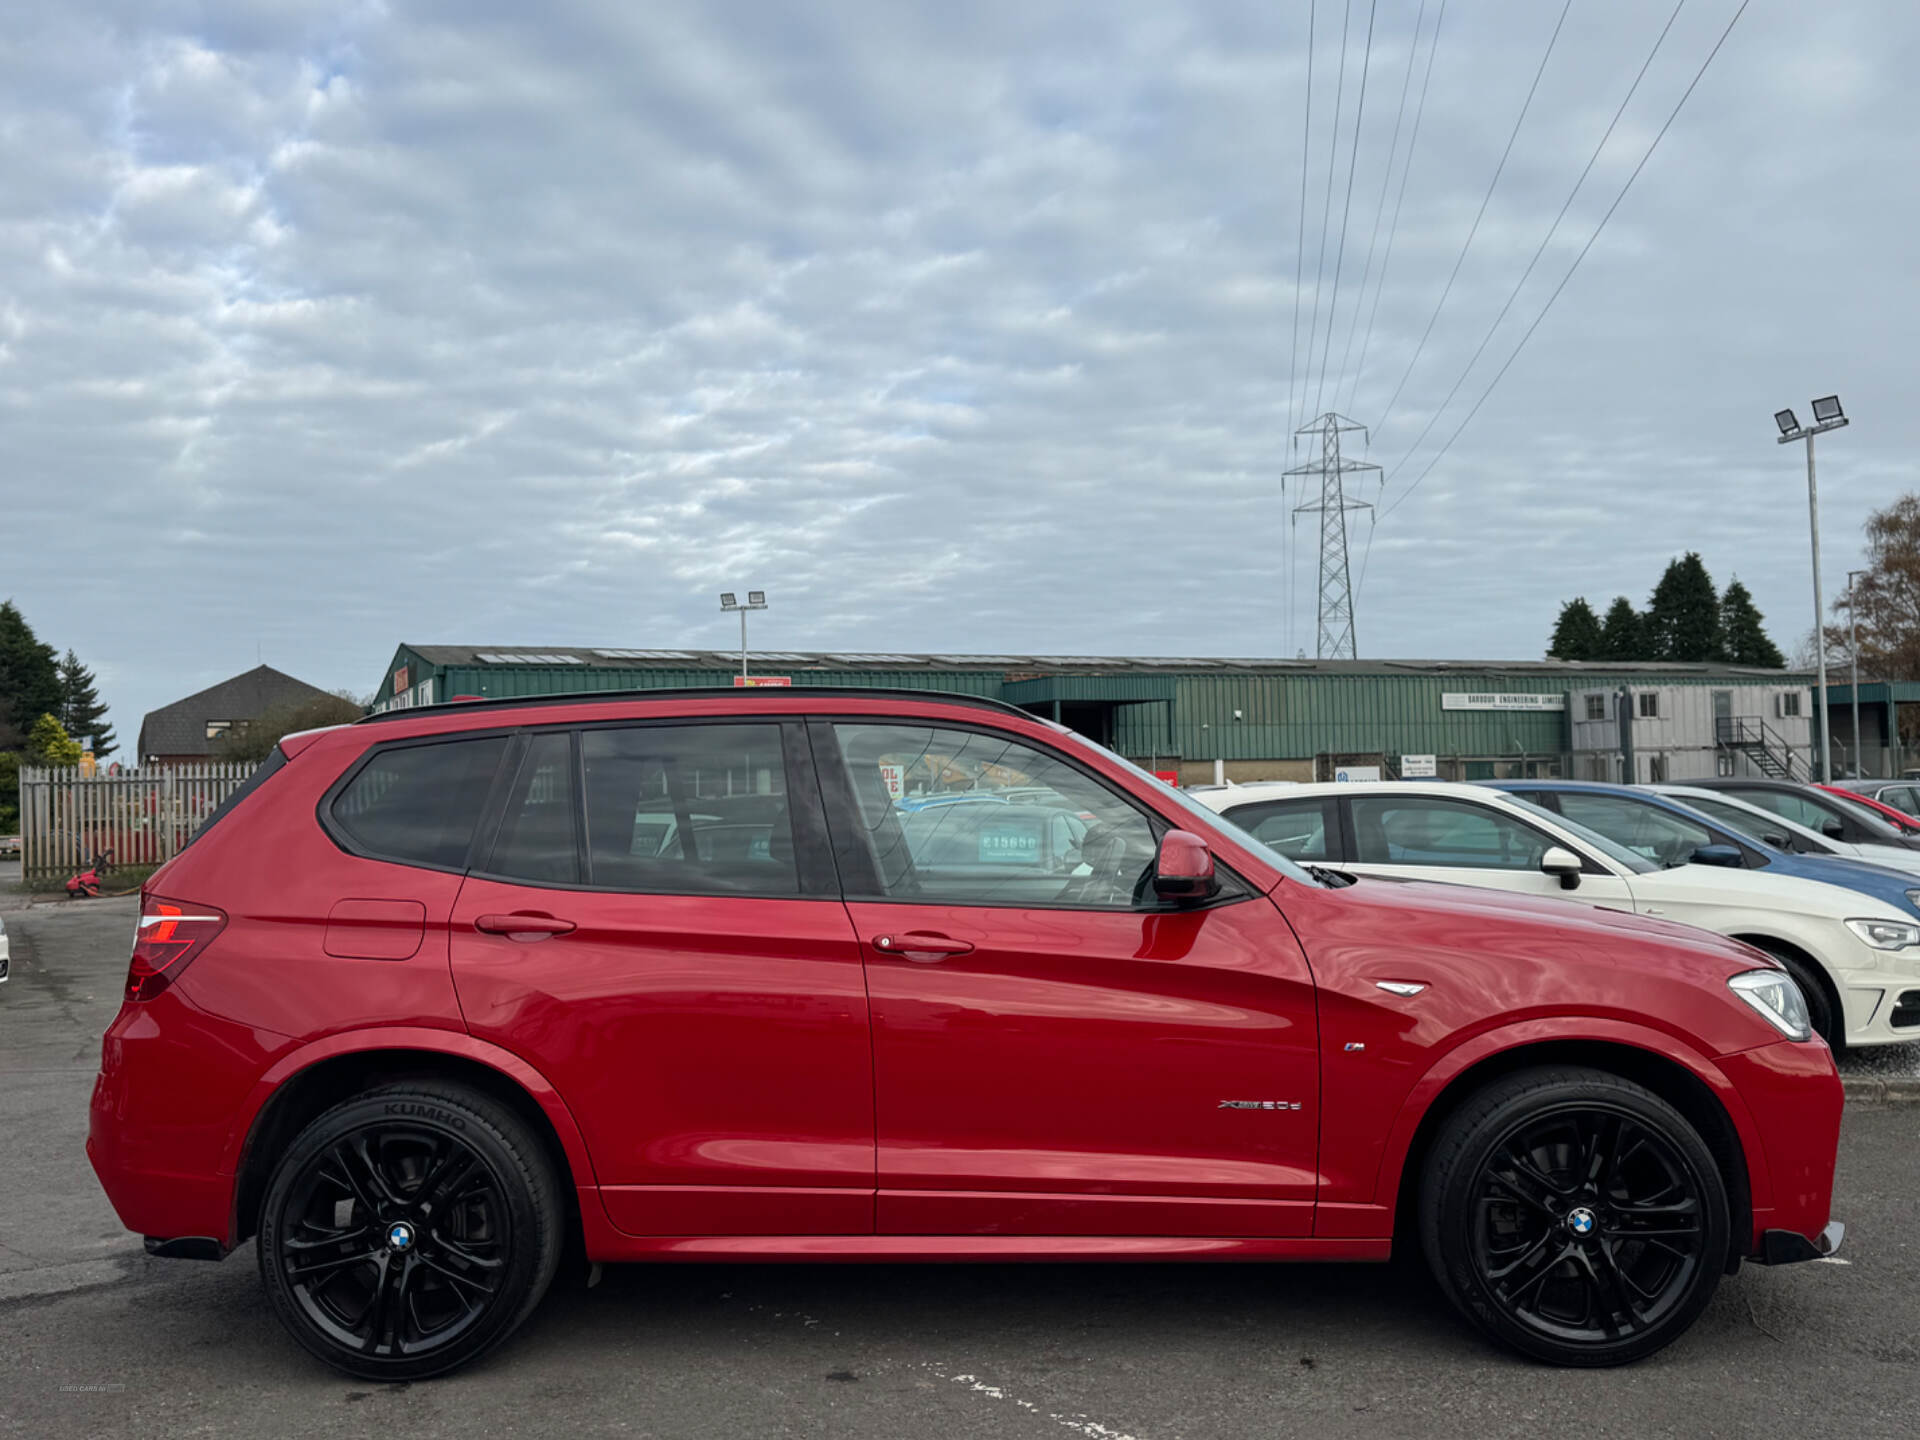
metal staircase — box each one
[1715,717,1808,781]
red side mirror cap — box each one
[1153,829,1218,904]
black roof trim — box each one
[356,685,1036,726]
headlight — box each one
[1846,917,1920,950]
[1729,970,1813,1041]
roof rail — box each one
[356,684,1037,726]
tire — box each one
[1751,945,1840,1050]
[257,1081,564,1381]
[1420,1066,1729,1367]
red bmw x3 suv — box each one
[90,688,1843,1379]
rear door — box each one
[816,718,1320,1239]
[449,720,875,1237]
[1338,791,1636,907]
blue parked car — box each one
[1481,779,1920,920]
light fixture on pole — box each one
[719,590,769,682]
[1848,569,1867,778]
[1775,396,1850,783]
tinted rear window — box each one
[330,737,510,869]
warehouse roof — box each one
[395,644,1805,679]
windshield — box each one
[1504,794,1658,875]
[1076,737,1322,887]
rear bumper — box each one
[88,991,277,1245]
[1757,1220,1844,1266]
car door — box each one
[449,721,876,1238]
[1339,791,1637,908]
[1543,790,1751,871]
[815,718,1320,1238]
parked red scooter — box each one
[65,848,114,899]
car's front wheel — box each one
[1421,1066,1730,1366]
[257,1081,564,1380]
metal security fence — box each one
[17,763,258,888]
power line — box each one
[1287,0,1317,438]
[1310,0,1380,419]
[1300,0,1354,432]
[1349,0,1446,588]
[1343,0,1447,417]
[1376,0,1753,525]
[1379,0,1688,490]
[1370,0,1575,440]
[1331,0,1431,417]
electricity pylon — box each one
[1284,413,1379,660]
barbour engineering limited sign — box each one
[1440,692,1567,712]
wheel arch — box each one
[226,1030,598,1249]
[1380,1027,1761,1269]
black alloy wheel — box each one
[1422,1067,1730,1366]
[258,1083,563,1380]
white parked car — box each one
[1651,784,1920,878]
[1192,779,1920,1049]
[0,913,8,984]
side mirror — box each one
[1540,845,1584,890]
[1821,818,1846,839]
[1689,844,1744,869]
[1761,831,1792,850]
[1153,829,1219,904]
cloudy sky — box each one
[1,0,1910,741]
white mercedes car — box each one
[1191,779,1920,1049]
[1651,784,1920,877]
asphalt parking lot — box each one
[3,899,1916,1439]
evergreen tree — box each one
[25,713,82,767]
[0,600,61,747]
[1598,597,1645,661]
[55,649,116,758]
[1547,598,1604,660]
[1719,579,1786,668]
[1643,553,1722,661]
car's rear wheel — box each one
[257,1082,563,1381]
[1421,1066,1729,1367]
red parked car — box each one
[89,688,1843,1379]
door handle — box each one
[872,932,974,962]
[475,913,576,941]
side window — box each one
[580,724,797,896]
[486,732,580,884]
[1733,788,1828,831]
[830,722,1158,908]
[1556,793,1712,867]
[329,736,510,869]
[1227,798,1332,861]
[1350,796,1551,871]
[1884,787,1920,817]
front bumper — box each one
[1758,1220,1845,1266]
[1836,946,1920,1045]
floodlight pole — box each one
[1778,408,1850,783]
[1807,430,1829,781]
[720,592,769,682]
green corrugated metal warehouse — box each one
[372,645,1819,784]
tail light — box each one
[126,896,227,1002]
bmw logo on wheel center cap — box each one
[1567,1207,1597,1237]
[387,1221,416,1252]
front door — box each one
[815,719,1320,1238]
[450,722,875,1237]
[1340,791,1638,909]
